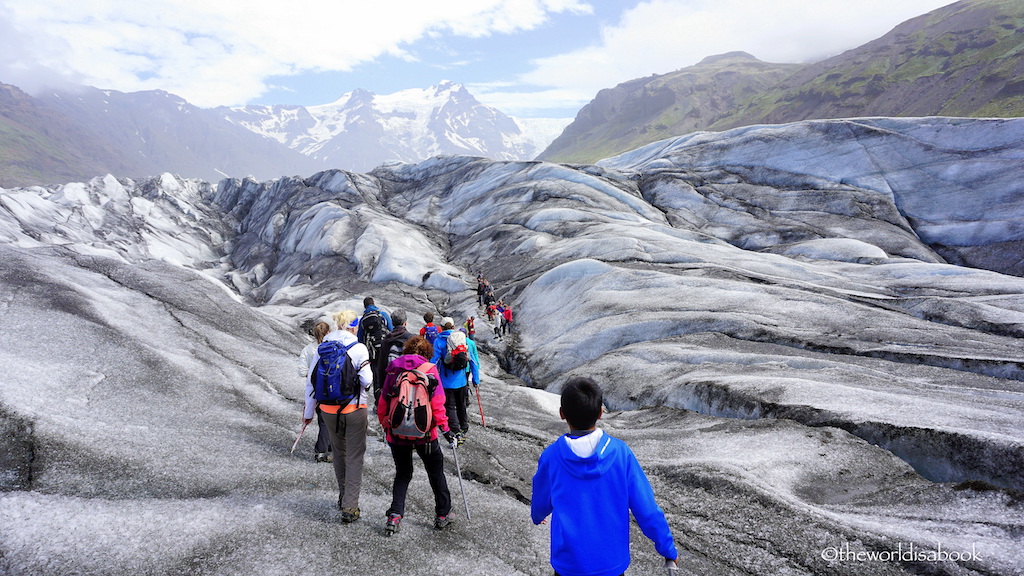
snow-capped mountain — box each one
[0,80,569,187]
[221,81,569,173]
[2,118,1023,575]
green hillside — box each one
[712,0,1024,129]
[0,84,127,188]
[539,52,801,164]
[541,0,1024,165]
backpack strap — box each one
[415,362,439,392]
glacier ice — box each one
[2,117,1024,575]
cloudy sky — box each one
[1,0,955,118]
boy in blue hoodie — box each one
[531,377,679,576]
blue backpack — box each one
[311,341,360,405]
[423,324,440,344]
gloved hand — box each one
[443,430,456,446]
[664,558,678,574]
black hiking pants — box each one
[387,440,451,517]
[314,408,331,454]
[444,386,471,434]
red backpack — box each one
[386,363,435,442]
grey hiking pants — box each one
[321,408,368,510]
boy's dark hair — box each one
[560,377,603,430]
[423,311,434,323]
[364,296,375,307]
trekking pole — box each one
[449,441,471,520]
[290,421,309,454]
[474,384,486,428]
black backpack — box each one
[361,310,388,360]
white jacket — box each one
[298,341,317,379]
[303,329,373,420]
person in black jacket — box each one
[373,310,413,403]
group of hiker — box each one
[298,297,480,533]
[476,274,514,339]
[296,295,679,575]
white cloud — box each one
[0,0,592,106]
[488,0,953,116]
[0,0,962,115]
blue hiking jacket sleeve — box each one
[531,433,678,576]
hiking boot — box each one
[314,452,332,463]
[384,513,402,536]
[457,431,467,446]
[434,514,452,530]
[341,507,360,523]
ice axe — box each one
[474,384,486,427]
[290,421,309,454]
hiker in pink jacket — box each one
[377,336,456,535]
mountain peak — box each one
[220,81,551,173]
[432,80,466,96]
[696,51,761,66]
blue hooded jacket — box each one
[531,431,677,576]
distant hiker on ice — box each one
[493,301,506,341]
[531,376,679,576]
[431,316,480,445]
[299,320,333,463]
[374,310,414,403]
[501,304,513,336]
[476,275,487,306]
[358,296,392,366]
[377,336,457,535]
[307,310,374,524]
[484,284,496,308]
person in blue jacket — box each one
[531,376,679,576]
[430,316,480,444]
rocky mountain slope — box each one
[0,84,134,186]
[712,0,1024,128]
[539,52,801,164]
[540,0,1024,164]
[0,84,326,187]
[0,81,565,188]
